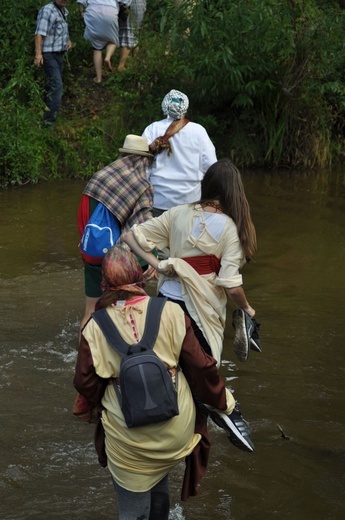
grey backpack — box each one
[92,297,179,428]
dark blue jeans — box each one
[42,52,65,124]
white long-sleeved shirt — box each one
[142,117,217,210]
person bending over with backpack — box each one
[73,134,154,422]
[73,246,254,519]
[77,134,154,334]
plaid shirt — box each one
[83,155,153,235]
[35,2,69,52]
[119,0,146,48]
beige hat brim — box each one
[119,147,153,158]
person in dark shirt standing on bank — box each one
[34,1,72,126]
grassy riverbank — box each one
[1,1,345,188]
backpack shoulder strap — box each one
[91,297,167,356]
[91,307,129,356]
[138,297,167,350]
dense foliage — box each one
[1,0,345,187]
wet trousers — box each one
[112,474,170,520]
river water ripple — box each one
[0,169,344,519]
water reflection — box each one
[0,172,344,519]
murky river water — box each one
[0,169,344,519]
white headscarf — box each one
[161,89,189,120]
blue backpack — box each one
[80,202,121,264]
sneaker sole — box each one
[210,410,255,452]
[233,310,250,362]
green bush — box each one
[1,0,345,187]
[161,0,345,167]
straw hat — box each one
[119,134,153,157]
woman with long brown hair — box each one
[123,158,259,365]
[200,158,257,261]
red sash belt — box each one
[182,255,221,275]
